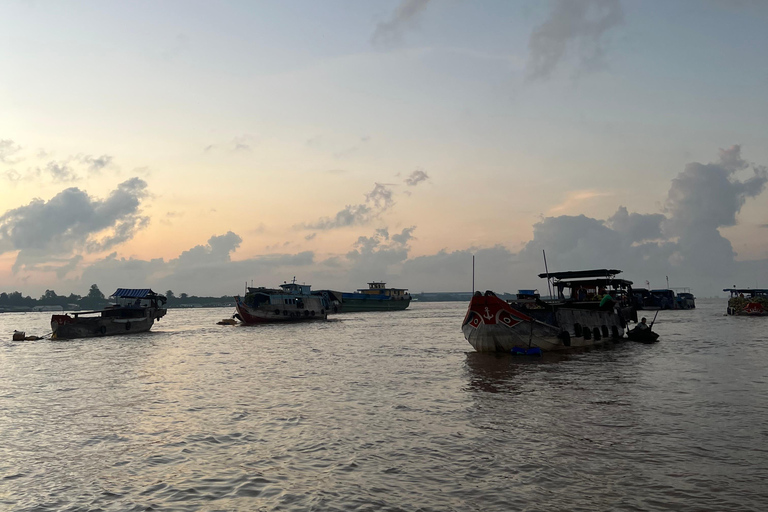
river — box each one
[1,299,767,511]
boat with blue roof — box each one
[341,282,411,312]
[51,288,167,339]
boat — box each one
[462,269,637,353]
[626,327,659,343]
[51,289,167,339]
[674,289,696,309]
[234,279,342,324]
[724,288,768,316]
[340,282,411,312]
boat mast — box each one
[543,250,553,299]
[472,255,475,294]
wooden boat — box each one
[234,279,342,324]
[724,288,768,316]
[340,282,411,312]
[51,289,167,339]
[462,269,637,353]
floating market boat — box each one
[234,279,342,324]
[340,282,411,312]
[462,269,637,353]
[724,288,768,316]
[51,289,167,339]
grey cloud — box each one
[77,154,114,173]
[298,183,395,230]
[0,139,23,164]
[527,0,624,80]
[0,178,150,273]
[77,235,315,297]
[372,0,432,46]
[665,145,767,233]
[607,206,664,243]
[405,169,429,186]
[45,161,79,182]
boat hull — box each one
[234,296,335,324]
[340,296,411,312]
[52,308,166,339]
[462,293,628,353]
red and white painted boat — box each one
[462,269,637,353]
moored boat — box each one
[51,289,167,339]
[234,279,342,324]
[341,282,411,312]
[724,288,768,316]
[462,269,637,353]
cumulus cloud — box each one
[372,0,431,46]
[77,233,316,297]
[0,139,23,164]
[405,169,429,186]
[0,177,150,273]
[527,0,624,80]
[298,183,395,230]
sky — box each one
[1,0,768,298]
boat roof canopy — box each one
[538,269,622,280]
[557,278,633,288]
[111,288,161,299]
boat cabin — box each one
[356,282,410,298]
[537,269,633,305]
[723,288,768,299]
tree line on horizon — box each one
[0,285,235,310]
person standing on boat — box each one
[599,291,615,310]
[577,286,587,301]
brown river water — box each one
[1,299,767,511]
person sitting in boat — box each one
[636,317,649,331]
[599,292,615,310]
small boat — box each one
[234,279,342,324]
[51,289,167,339]
[724,288,768,316]
[626,328,659,343]
[340,282,411,312]
[462,269,637,353]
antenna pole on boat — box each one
[472,255,475,294]
[666,275,669,289]
[543,250,553,299]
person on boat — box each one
[577,286,587,301]
[599,292,615,310]
[636,317,649,331]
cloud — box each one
[404,169,429,186]
[665,145,767,233]
[527,0,624,80]
[77,234,315,297]
[44,161,79,182]
[0,139,23,164]
[606,206,665,243]
[548,189,613,214]
[0,177,150,273]
[372,0,432,46]
[77,154,114,173]
[298,183,395,230]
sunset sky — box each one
[2,0,767,298]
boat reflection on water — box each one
[463,351,570,394]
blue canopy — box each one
[111,288,157,299]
